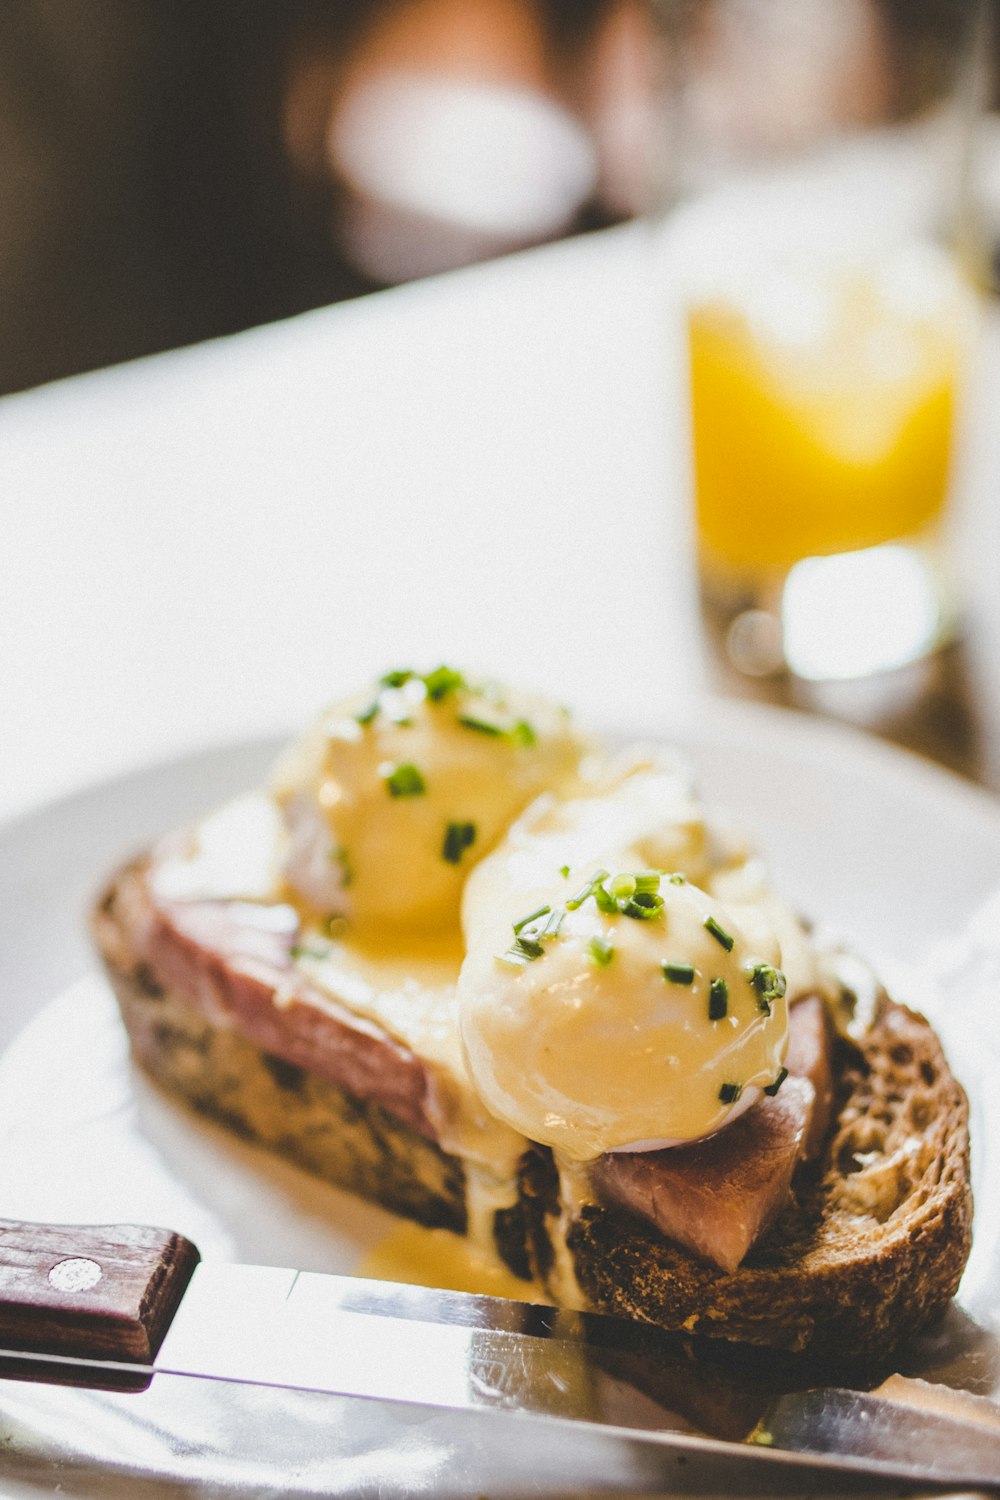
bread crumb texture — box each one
[568,1000,972,1365]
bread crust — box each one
[565,1002,973,1364]
[93,862,973,1366]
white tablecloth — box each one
[0,222,706,827]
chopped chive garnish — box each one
[497,931,546,966]
[355,700,379,726]
[662,961,695,985]
[704,915,735,952]
[719,1082,743,1105]
[442,820,477,864]
[763,1067,789,1097]
[290,942,330,961]
[588,934,615,967]
[634,871,663,894]
[457,706,537,746]
[668,872,687,885]
[620,891,663,920]
[457,713,505,737]
[542,906,565,938]
[708,978,728,1020]
[566,870,609,910]
[747,962,787,1008]
[384,762,426,797]
[422,665,465,700]
[513,905,551,935]
[498,947,534,967]
[379,669,413,688]
[594,882,618,915]
[500,904,565,963]
[559,864,570,879]
[565,871,666,921]
[497,949,533,967]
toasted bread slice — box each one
[93,858,972,1367]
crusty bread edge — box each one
[563,1000,973,1365]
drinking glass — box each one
[657,0,992,683]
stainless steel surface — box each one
[0,1368,944,1500]
[4,1264,1000,1491]
[763,1384,1000,1484]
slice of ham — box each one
[591,996,835,1274]
[115,864,440,1141]
[784,992,836,1161]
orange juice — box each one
[689,249,970,576]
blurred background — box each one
[2,0,996,400]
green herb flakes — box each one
[384,762,426,798]
[457,712,505,737]
[619,891,663,920]
[588,934,615,967]
[422,665,466,701]
[513,904,551,935]
[290,942,331,962]
[566,869,664,922]
[708,978,728,1020]
[763,1067,789,1097]
[566,870,610,911]
[662,962,695,985]
[442,820,477,864]
[747,962,787,1012]
[704,915,735,951]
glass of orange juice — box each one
[657,0,989,682]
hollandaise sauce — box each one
[154,667,825,1291]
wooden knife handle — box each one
[0,1218,200,1363]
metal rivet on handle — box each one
[48,1257,103,1293]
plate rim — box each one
[4,694,1000,845]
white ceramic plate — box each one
[1,703,999,1494]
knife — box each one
[0,1217,998,1495]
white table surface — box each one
[0,221,711,829]
[2,214,1000,831]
